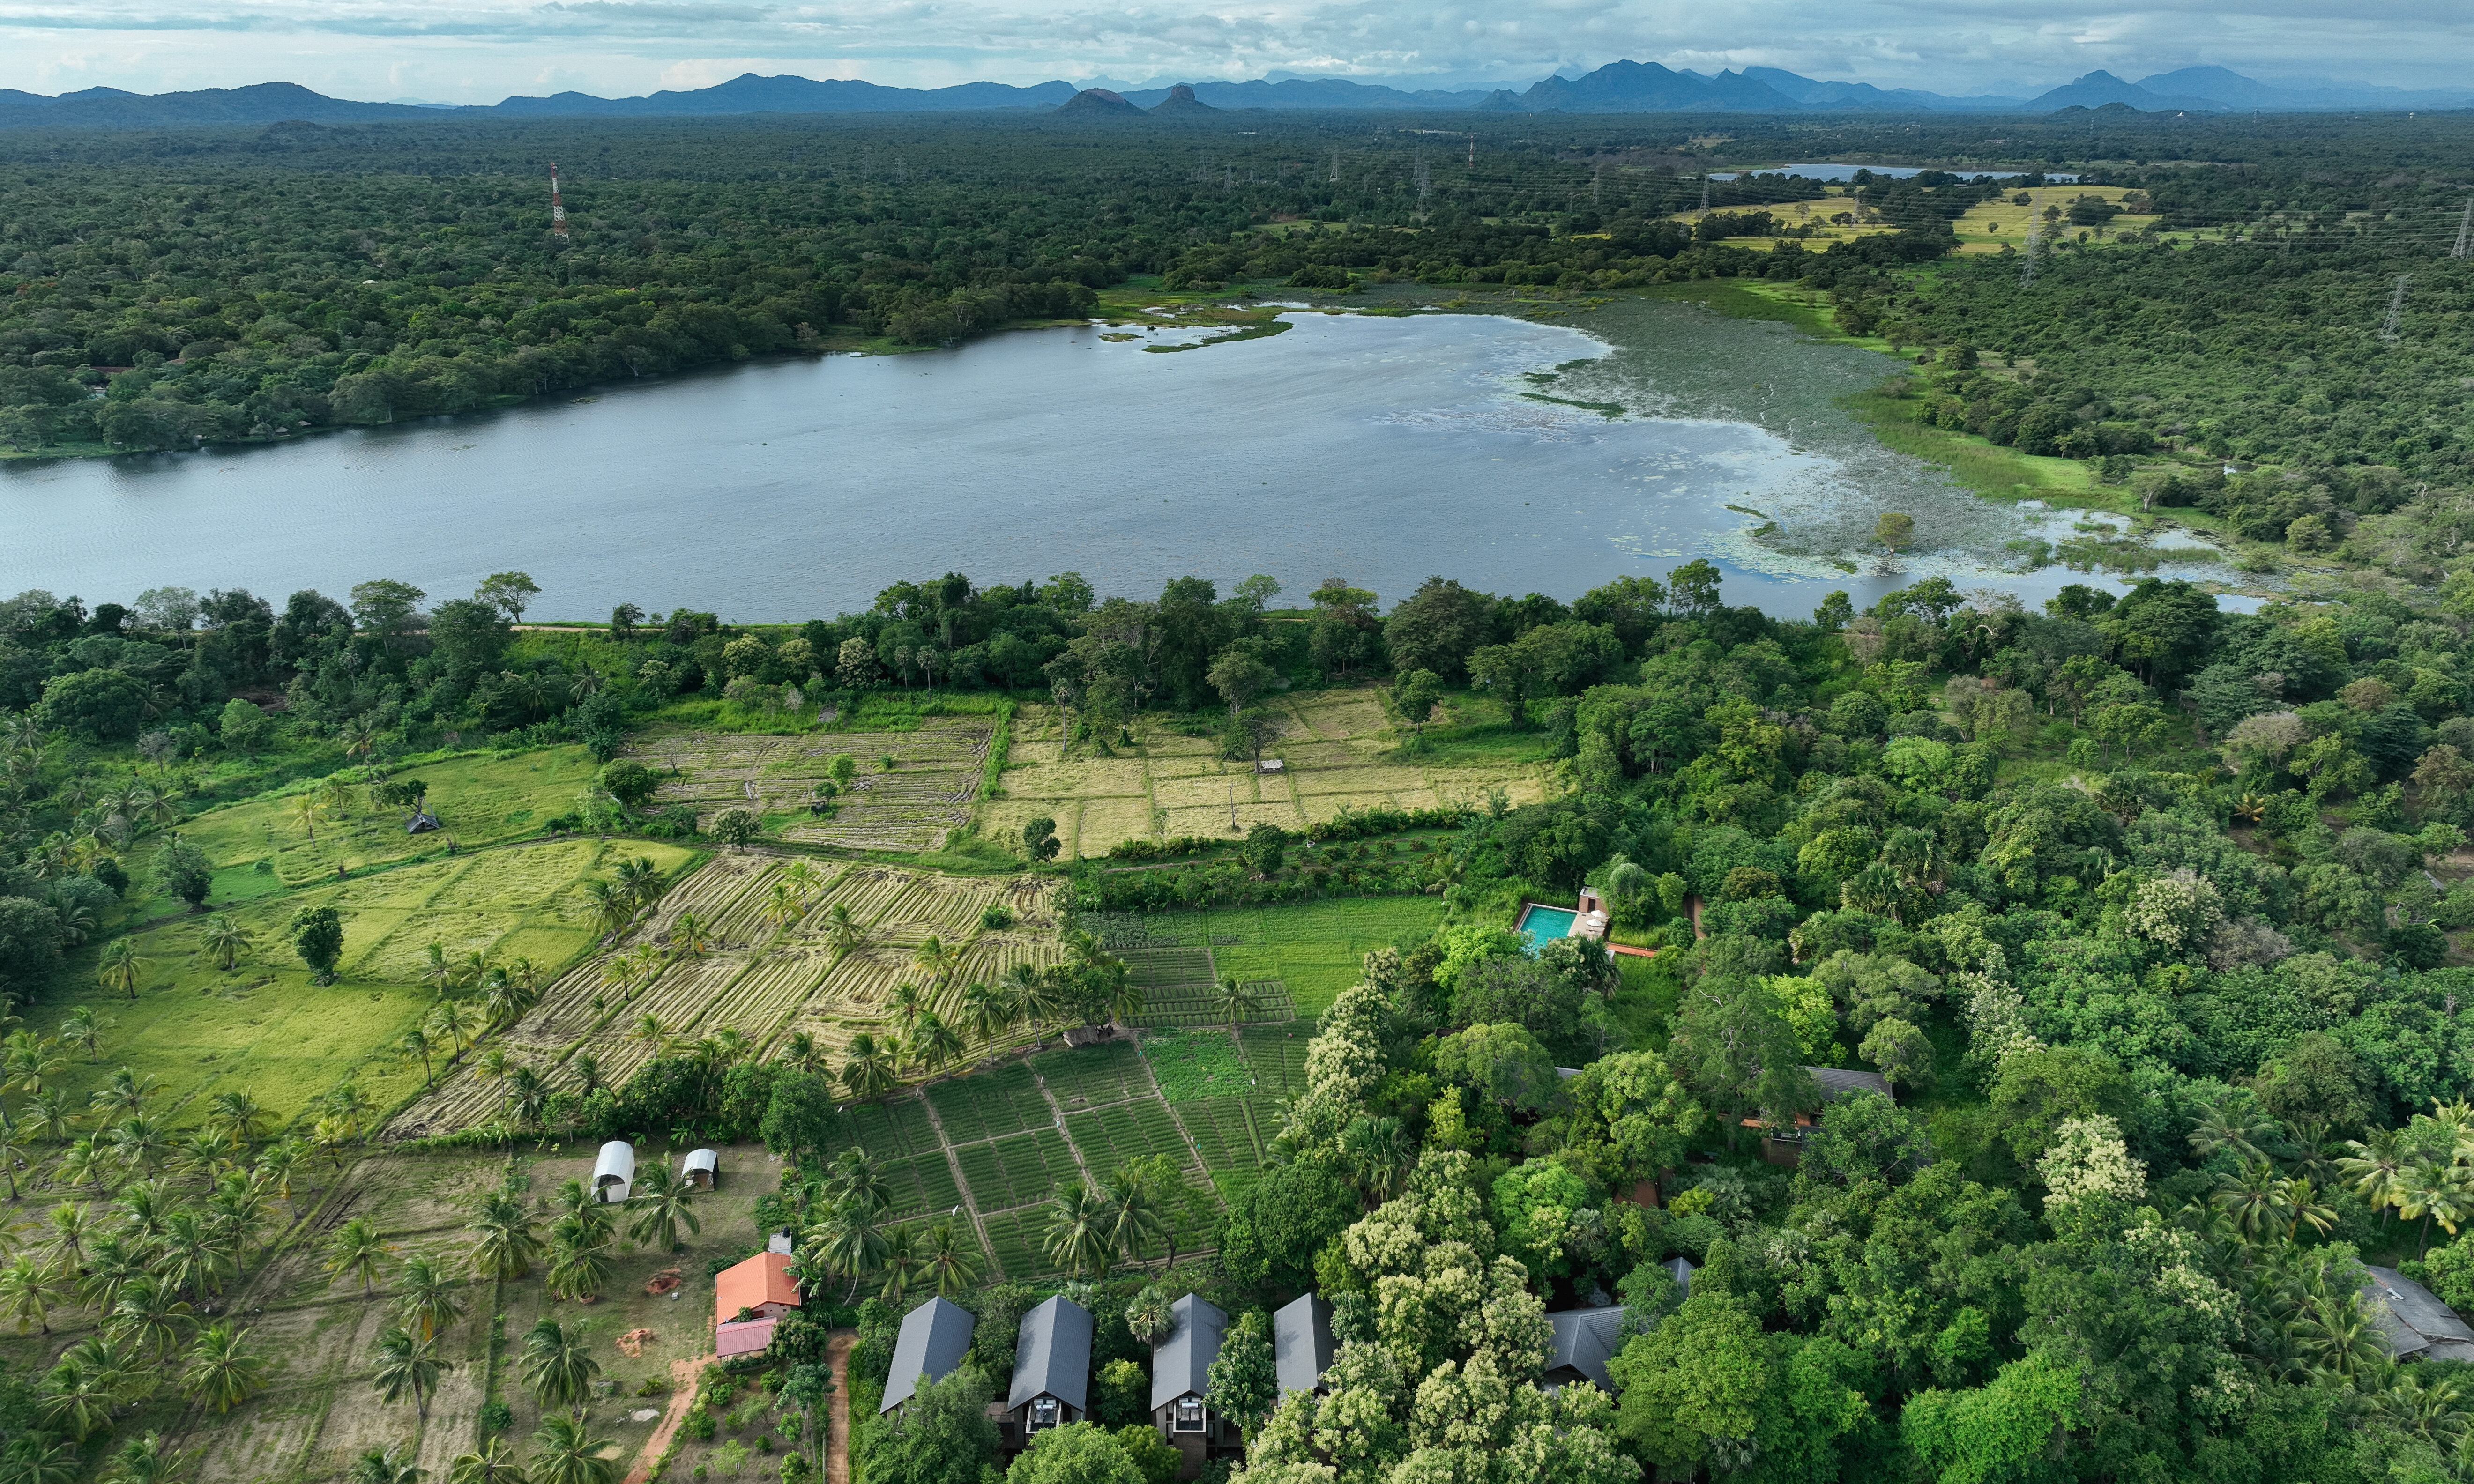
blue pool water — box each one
[1517,905,1576,951]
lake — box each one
[0,302,2225,623]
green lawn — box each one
[1189,898,1449,1016]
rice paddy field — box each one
[818,1031,1300,1280]
[387,855,1063,1136]
[36,836,700,1123]
[627,718,995,853]
[155,746,606,912]
[981,685,1550,859]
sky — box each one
[0,0,2468,104]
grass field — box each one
[982,684,1549,859]
[41,836,699,1124]
[1673,182,2161,258]
[628,719,995,853]
[158,746,605,907]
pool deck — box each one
[1517,898,1656,957]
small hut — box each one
[682,1149,719,1190]
[593,1142,636,1203]
[406,809,442,834]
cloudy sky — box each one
[0,0,2464,104]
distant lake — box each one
[0,304,2220,623]
[1714,163,2081,182]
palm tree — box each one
[841,1034,897,1102]
[180,1322,268,1414]
[615,855,665,913]
[762,879,808,936]
[108,1275,195,1364]
[43,1335,141,1442]
[913,936,962,1000]
[1124,1284,1174,1346]
[1098,1164,1170,1272]
[198,916,253,972]
[41,1201,90,1274]
[397,1029,437,1088]
[546,1216,615,1302]
[2400,1159,2474,1257]
[1009,963,1065,1049]
[0,1031,62,1097]
[350,1448,424,1484]
[876,1225,925,1302]
[427,998,478,1060]
[371,1325,446,1421]
[468,1189,545,1280]
[395,1254,466,1341]
[91,1066,158,1118]
[294,792,320,842]
[96,939,144,1002]
[583,878,630,942]
[571,1053,603,1098]
[887,981,925,1039]
[1043,1183,1114,1279]
[824,902,865,957]
[447,1438,530,1484]
[2210,1158,2285,1242]
[7,1434,77,1484]
[780,1031,827,1076]
[909,1012,963,1077]
[155,1212,235,1302]
[825,1147,890,1216]
[60,1006,103,1063]
[1340,1116,1416,1205]
[256,1140,306,1219]
[107,1115,168,1178]
[24,1089,74,1144]
[923,1220,985,1298]
[960,981,1011,1063]
[530,1411,621,1484]
[206,1091,272,1150]
[626,1165,700,1252]
[1213,975,1260,1030]
[817,1200,890,1303]
[0,1109,29,1199]
[631,1014,668,1056]
[668,912,713,958]
[2276,1176,2340,1244]
[477,1048,514,1130]
[422,942,455,998]
[102,1430,195,1484]
[520,1318,603,1411]
[0,1256,60,1335]
[2339,1126,2414,1226]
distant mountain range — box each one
[0,61,2466,130]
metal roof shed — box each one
[1009,1295,1094,1414]
[1150,1294,1228,1412]
[884,1298,978,1413]
[592,1142,635,1203]
[682,1149,719,1190]
[2364,1265,2474,1362]
[1543,1306,1627,1392]
[1273,1293,1335,1397]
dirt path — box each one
[827,1329,855,1484]
[624,1355,714,1484]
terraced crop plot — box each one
[1066,1102,1194,1170]
[1145,1030,1258,1103]
[1179,1097,1266,1177]
[1033,1042,1155,1110]
[926,1064,1055,1145]
[390,856,1062,1137]
[1240,1023,1315,1101]
[957,1128,1082,1209]
[984,687,1550,857]
[630,719,995,852]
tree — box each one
[627,1164,700,1251]
[102,1432,196,1484]
[397,1253,468,1340]
[712,808,761,850]
[781,1362,835,1479]
[1901,1351,2084,1484]
[1205,1309,1278,1439]
[1874,512,1916,556]
[1044,1183,1114,1278]
[1124,1285,1173,1346]
[469,1189,545,1280]
[152,838,212,910]
[761,1072,842,1166]
[1024,817,1062,862]
[477,572,542,624]
[1011,1423,1144,1484]
[1433,1023,1561,1115]
[519,1318,602,1410]
[873,1368,999,1484]
[922,1220,985,1298]
[326,1217,392,1297]
[1858,1017,1935,1094]
[1391,668,1444,742]
[1208,649,1278,717]
[198,915,254,972]
[291,906,344,984]
[96,939,144,1002]
[530,1410,621,1484]
[1384,577,1491,681]
[180,1322,268,1414]
[1217,1163,1356,1293]
[0,1257,59,1335]
[351,1448,423,1484]
[217,698,271,757]
[371,1326,446,1421]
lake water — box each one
[0,302,2227,623]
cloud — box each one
[0,0,2467,102]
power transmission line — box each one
[2455,199,2473,258]
[2382,274,2411,344]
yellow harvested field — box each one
[982,684,1549,857]
[387,853,1065,1136]
[627,719,994,853]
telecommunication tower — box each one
[550,163,570,244]
[2453,198,2473,258]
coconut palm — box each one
[40,1201,90,1274]
[107,1116,167,1178]
[1213,975,1260,1030]
[668,912,713,958]
[96,940,144,1002]
[571,1053,603,1098]
[256,1139,306,1218]
[2339,1126,2415,1225]
[23,1088,74,1144]
[840,1034,897,1102]
[6,1433,77,1484]
[0,1256,60,1335]
[59,1006,103,1063]
[426,998,478,1058]
[960,980,1011,1063]
[780,1031,827,1076]
[912,935,962,998]
[371,1325,447,1421]
[631,1014,668,1055]
[108,1275,195,1363]
[101,1430,195,1484]
[1097,1165,1168,1272]
[206,1091,273,1150]
[90,1066,158,1118]
[52,1138,105,1195]
[447,1438,530,1484]
[762,879,808,936]
[350,1447,423,1484]
[421,942,455,998]
[1043,1183,1114,1279]
[908,1012,963,1077]
[520,1317,603,1410]
[43,1335,143,1442]
[0,1031,62,1097]
[816,1199,889,1303]
[877,1225,925,1302]
[583,878,630,942]
[198,916,253,972]
[293,792,320,842]
[886,981,925,1039]
[1009,962,1066,1048]
[0,1109,29,1200]
[395,1254,466,1341]
[825,1147,890,1217]
[323,1217,393,1298]
[615,855,665,913]
[530,1411,621,1484]
[824,903,866,956]
[155,1211,235,1302]
[626,1165,700,1252]
[180,1322,268,1414]
[468,1189,545,1280]
[396,1028,438,1088]
[2400,1158,2474,1257]
[546,1216,615,1302]
[923,1220,985,1298]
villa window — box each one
[1175,1398,1204,1432]
[1031,1398,1059,1429]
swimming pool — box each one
[1516,904,1576,951]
